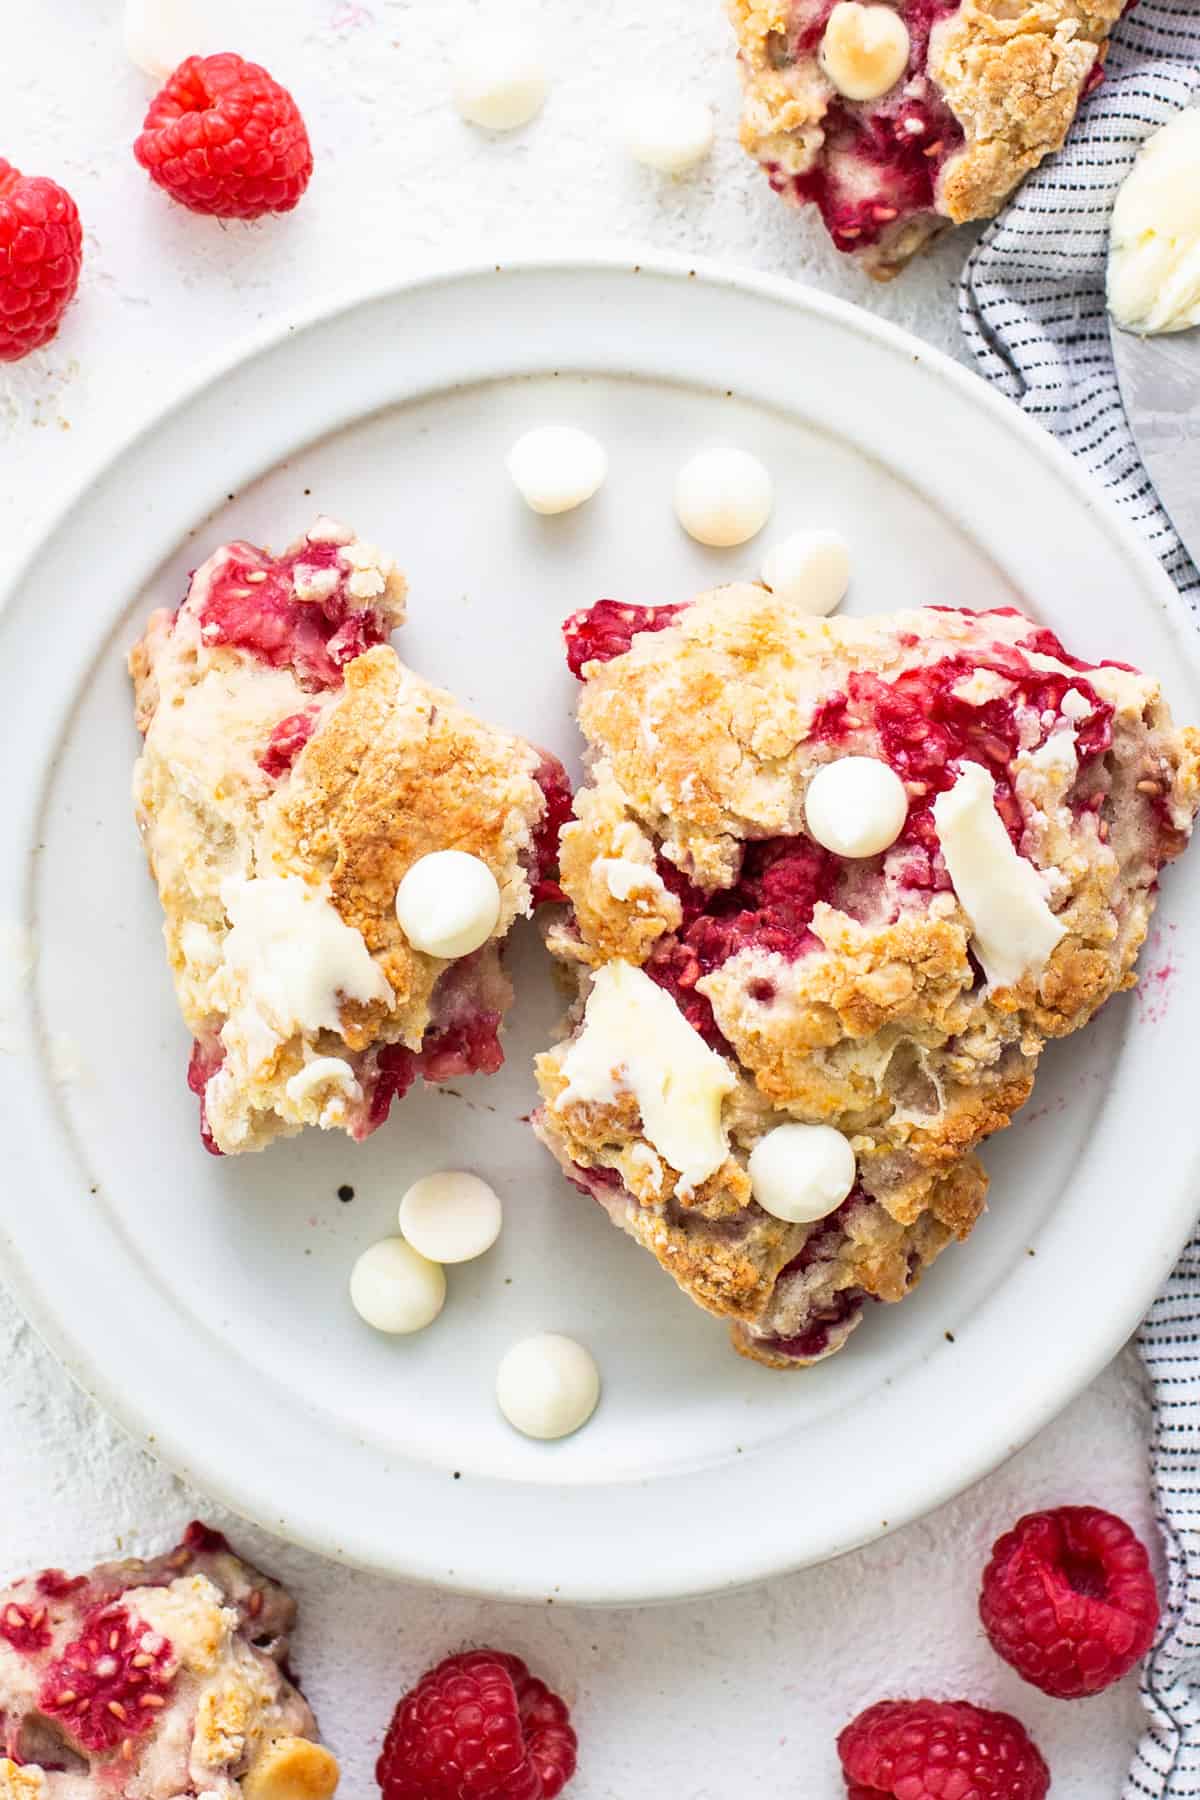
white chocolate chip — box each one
[349,1238,446,1335]
[805,756,908,858]
[507,426,608,515]
[452,33,548,130]
[623,93,714,173]
[749,1123,857,1224]
[674,448,773,548]
[399,1171,503,1264]
[123,0,211,80]
[496,1334,600,1440]
[820,3,910,101]
[760,529,850,616]
[395,850,501,960]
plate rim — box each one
[3,248,1198,1604]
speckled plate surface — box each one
[2,255,1199,1603]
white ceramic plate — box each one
[3,254,1199,1605]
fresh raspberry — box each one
[563,599,686,677]
[376,1649,577,1800]
[838,1698,1049,1800]
[134,54,313,220]
[980,1504,1160,1698]
[0,161,82,362]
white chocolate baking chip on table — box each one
[761,528,850,616]
[123,0,207,80]
[507,425,608,515]
[623,94,715,173]
[1107,107,1200,335]
[451,32,548,130]
[674,448,773,548]
[399,1170,503,1264]
[496,1333,601,1440]
[748,1122,857,1224]
[395,849,501,959]
[819,2,911,102]
[350,1237,446,1335]
[805,756,908,858]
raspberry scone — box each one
[728,0,1122,277]
[534,590,1200,1368]
[130,518,570,1155]
[0,1522,337,1800]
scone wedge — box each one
[729,0,1122,276]
[130,518,570,1155]
[534,589,1200,1367]
[0,1523,336,1800]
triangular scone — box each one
[534,589,1200,1367]
[728,0,1123,278]
[0,1523,336,1797]
[130,518,570,1155]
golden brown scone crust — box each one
[130,521,552,1154]
[536,588,1200,1366]
[728,0,1123,276]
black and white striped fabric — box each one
[958,11,1200,1793]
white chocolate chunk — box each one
[623,93,714,173]
[507,426,607,514]
[452,33,547,130]
[760,529,850,616]
[285,1056,361,1106]
[496,1334,600,1440]
[216,876,393,1047]
[395,850,501,960]
[674,448,773,548]
[1108,108,1200,334]
[399,1171,503,1264]
[557,960,734,1193]
[932,762,1065,990]
[749,1123,857,1224]
[820,3,910,101]
[350,1238,446,1334]
[805,756,908,858]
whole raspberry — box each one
[980,1503,1160,1698]
[376,1649,577,1800]
[0,161,82,362]
[838,1699,1049,1800]
[134,54,313,220]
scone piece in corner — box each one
[728,0,1123,276]
[0,1522,337,1800]
[534,589,1200,1367]
[130,517,572,1155]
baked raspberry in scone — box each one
[0,1522,336,1800]
[129,518,570,1155]
[728,0,1122,276]
[534,589,1200,1368]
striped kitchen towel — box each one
[958,6,1200,1793]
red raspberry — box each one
[980,1503,1160,1698]
[376,1649,577,1800]
[134,54,313,220]
[0,161,82,362]
[838,1698,1049,1800]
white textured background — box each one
[0,0,1153,1793]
